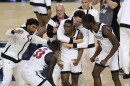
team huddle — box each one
[0,0,130,86]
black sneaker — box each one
[123,73,130,79]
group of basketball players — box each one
[1,0,130,86]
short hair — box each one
[73,10,85,18]
[49,40,61,51]
[82,14,96,23]
[26,18,39,26]
[64,20,73,25]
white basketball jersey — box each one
[26,47,52,71]
[61,29,79,60]
[93,23,113,52]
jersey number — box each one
[33,49,45,59]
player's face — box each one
[27,24,38,34]
[73,17,82,27]
[82,20,91,30]
[81,0,90,9]
[64,23,73,34]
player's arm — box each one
[73,32,84,66]
[31,35,47,44]
[5,28,23,38]
[57,20,83,44]
[45,53,56,86]
[90,43,102,62]
[62,27,89,48]
[47,24,56,38]
[47,19,59,38]
[102,25,119,61]
[106,0,118,9]
[57,20,75,44]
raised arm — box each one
[57,19,72,43]
[47,19,58,38]
[5,28,23,38]
[106,0,118,9]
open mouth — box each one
[65,31,68,35]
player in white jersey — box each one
[57,10,89,49]
[1,18,48,86]
[46,4,69,85]
[57,10,89,86]
[82,14,121,86]
[59,20,83,86]
[75,0,99,70]
[30,0,51,37]
[75,1,100,85]
[21,40,61,86]
[118,0,130,79]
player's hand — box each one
[72,59,79,66]
[73,39,83,43]
[90,56,96,62]
[14,29,23,34]
[57,60,64,69]
[100,59,107,66]
[62,43,72,48]
[53,27,58,33]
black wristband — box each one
[87,43,95,48]
[11,30,15,34]
[69,38,73,44]
[73,43,77,48]
[47,40,51,46]
[47,6,51,10]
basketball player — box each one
[59,20,83,86]
[21,40,61,86]
[30,0,52,37]
[1,18,48,86]
[118,0,130,79]
[57,10,89,48]
[46,3,69,85]
[82,14,121,86]
[57,10,88,86]
[76,0,99,69]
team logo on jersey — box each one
[95,58,99,62]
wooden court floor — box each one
[0,2,130,86]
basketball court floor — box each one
[0,2,130,86]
